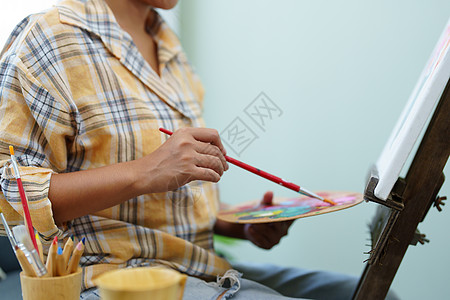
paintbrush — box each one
[0,207,17,251]
[159,128,336,205]
[9,146,40,252]
[14,245,36,277]
[12,225,47,277]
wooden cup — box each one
[20,268,82,300]
[95,267,187,300]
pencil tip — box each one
[77,242,83,250]
[52,236,58,244]
[9,145,14,156]
[81,237,86,245]
[70,235,74,241]
[57,247,63,255]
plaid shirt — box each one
[0,0,231,289]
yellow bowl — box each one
[94,267,187,300]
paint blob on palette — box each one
[217,191,363,224]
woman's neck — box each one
[104,0,152,36]
[104,0,160,76]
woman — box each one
[0,0,390,299]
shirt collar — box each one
[145,10,182,68]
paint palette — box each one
[217,191,363,224]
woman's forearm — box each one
[49,159,145,225]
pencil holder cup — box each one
[94,267,187,300]
[20,267,82,300]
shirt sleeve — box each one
[0,52,74,239]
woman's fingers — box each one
[261,224,284,244]
[146,127,229,192]
[246,224,273,249]
[245,220,294,250]
[182,127,227,156]
[194,153,225,176]
[195,142,228,171]
[191,167,221,183]
[270,220,293,236]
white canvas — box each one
[373,18,450,200]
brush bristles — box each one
[12,225,34,251]
[324,198,337,206]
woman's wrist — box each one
[127,155,160,195]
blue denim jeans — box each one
[80,261,399,299]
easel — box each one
[353,77,450,299]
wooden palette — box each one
[217,191,363,224]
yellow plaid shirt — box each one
[0,0,231,289]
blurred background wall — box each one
[0,1,449,299]
[177,1,449,299]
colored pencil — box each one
[67,237,85,274]
[9,146,40,252]
[62,235,74,267]
[55,247,67,276]
[158,128,336,205]
[46,236,58,277]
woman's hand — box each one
[136,127,229,193]
[243,191,294,250]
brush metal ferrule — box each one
[18,244,47,277]
[10,155,21,180]
[298,187,325,201]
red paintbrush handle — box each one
[159,127,173,136]
[158,127,301,192]
[224,156,300,192]
[16,178,39,253]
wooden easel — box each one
[353,77,450,299]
